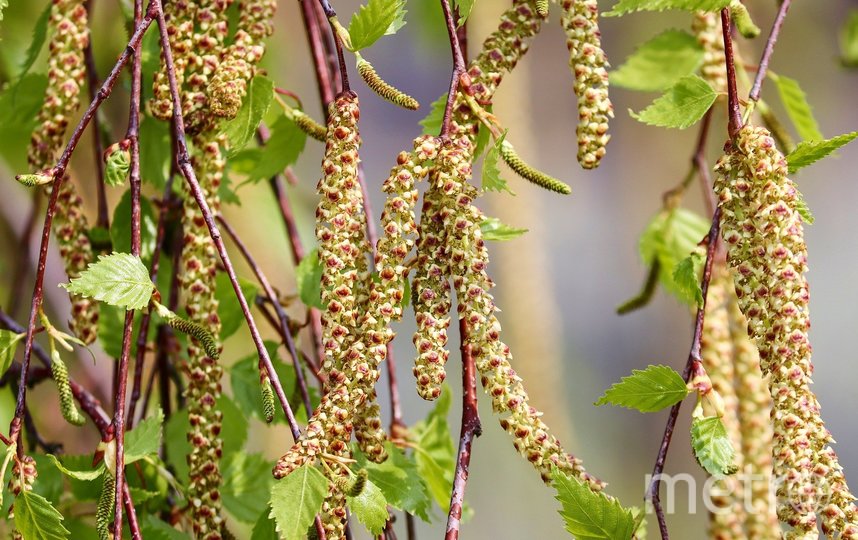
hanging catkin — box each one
[715,125,858,537]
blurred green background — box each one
[1,1,856,537]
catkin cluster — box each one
[716,126,858,538]
[692,11,728,94]
[560,0,613,169]
[28,0,98,344]
[7,456,38,540]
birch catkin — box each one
[692,11,728,95]
[29,0,98,344]
[560,0,613,169]
[716,125,858,537]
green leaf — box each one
[110,190,158,264]
[105,147,131,187]
[795,190,814,225]
[671,251,704,308]
[0,74,48,171]
[221,75,275,153]
[419,93,447,135]
[639,207,709,305]
[480,217,528,242]
[140,114,171,188]
[14,490,70,540]
[251,509,278,540]
[45,455,104,482]
[630,75,717,129]
[140,515,191,539]
[269,464,328,540]
[690,416,737,475]
[348,477,389,535]
[246,114,307,181]
[771,74,823,142]
[125,409,164,464]
[482,132,514,194]
[215,272,259,340]
[786,131,858,173]
[604,0,731,17]
[17,2,51,79]
[61,252,155,311]
[553,469,637,540]
[595,365,690,412]
[348,0,407,51]
[296,248,324,309]
[454,0,475,26]
[840,9,858,68]
[411,389,456,514]
[0,329,24,376]
[222,453,274,523]
[611,30,703,92]
[353,443,431,521]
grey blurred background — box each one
[1,0,857,538]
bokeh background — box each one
[1,0,857,537]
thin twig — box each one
[721,9,742,139]
[299,0,336,109]
[153,2,302,440]
[749,0,792,102]
[439,0,466,138]
[217,215,316,413]
[647,208,722,540]
[445,319,481,540]
[112,0,146,533]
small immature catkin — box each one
[15,172,54,187]
[167,314,221,360]
[499,140,571,194]
[729,0,761,39]
[716,125,858,537]
[51,351,85,426]
[536,0,550,17]
[560,0,613,169]
[291,109,328,142]
[261,375,276,423]
[96,472,114,540]
[334,469,368,497]
[357,58,420,111]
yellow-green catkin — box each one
[536,0,550,17]
[701,266,745,539]
[181,130,226,540]
[728,293,781,539]
[7,456,38,539]
[716,125,858,538]
[210,0,276,118]
[261,374,276,423]
[560,0,613,169]
[273,94,366,540]
[28,0,98,345]
[356,58,420,110]
[51,352,86,426]
[692,11,728,95]
[499,140,571,194]
[291,109,327,142]
[96,472,114,540]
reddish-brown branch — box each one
[153,4,303,441]
[84,0,109,229]
[647,208,722,540]
[445,319,481,540]
[721,9,742,139]
[439,0,466,138]
[299,0,336,108]
[217,215,318,412]
[7,0,156,450]
[112,0,146,533]
[749,0,792,102]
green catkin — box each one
[560,0,613,169]
[51,351,85,426]
[291,109,328,142]
[356,58,420,111]
[728,292,782,539]
[499,140,572,194]
[334,469,368,497]
[716,125,858,538]
[7,455,37,540]
[15,173,53,187]
[536,0,550,17]
[692,11,728,95]
[730,0,760,39]
[167,313,221,360]
[261,374,276,423]
[29,0,98,345]
[700,267,746,539]
[96,473,115,540]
